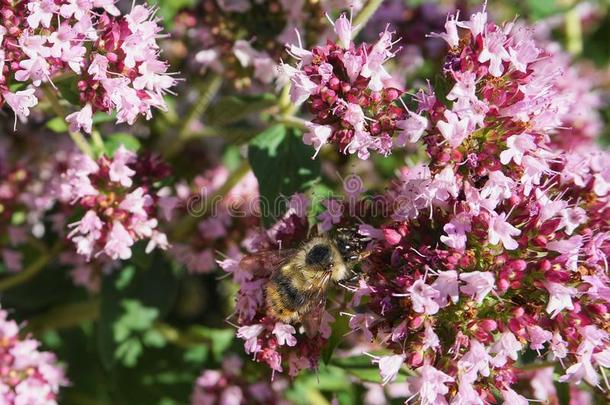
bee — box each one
[242,227,370,336]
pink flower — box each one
[527,325,552,351]
[65,104,93,134]
[317,199,343,233]
[406,364,454,405]
[408,279,440,315]
[459,271,495,304]
[430,13,461,48]
[289,71,318,105]
[303,124,332,158]
[374,354,404,385]
[499,134,536,166]
[490,331,522,367]
[333,14,355,49]
[488,212,521,250]
[395,112,428,145]
[26,0,57,29]
[431,270,459,307]
[119,187,151,217]
[501,388,529,405]
[103,221,134,260]
[109,146,136,187]
[459,339,491,378]
[544,281,576,318]
[3,89,38,129]
[547,235,582,272]
[272,323,297,347]
[440,212,471,250]
[437,110,470,148]
[237,324,264,356]
[478,30,510,77]
[423,324,440,351]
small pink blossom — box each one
[272,323,297,347]
[459,271,495,304]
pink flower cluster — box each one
[58,145,170,261]
[231,6,610,402]
[284,14,428,159]
[191,355,291,405]
[345,8,610,403]
[0,0,175,130]
[0,307,68,404]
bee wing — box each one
[239,248,298,278]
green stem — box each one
[162,73,223,160]
[565,6,583,55]
[352,0,384,37]
[171,160,251,241]
[42,86,94,158]
[24,298,100,334]
[91,129,105,154]
[0,243,61,292]
[275,115,308,130]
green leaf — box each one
[92,111,117,125]
[248,125,320,227]
[321,315,350,364]
[150,0,197,28]
[46,117,68,133]
[526,0,559,20]
[190,326,234,360]
[555,380,570,405]
[55,76,81,105]
[104,133,142,156]
[115,337,143,368]
[98,253,179,369]
[206,94,277,126]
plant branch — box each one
[565,5,583,55]
[170,160,251,241]
[42,86,94,158]
[24,298,101,334]
[162,73,223,159]
[0,243,61,292]
[352,0,384,37]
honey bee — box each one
[242,227,370,336]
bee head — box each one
[305,244,333,269]
[334,226,370,263]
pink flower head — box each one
[488,212,521,250]
[459,271,495,304]
[406,364,454,405]
[431,270,459,307]
[3,89,38,130]
[109,145,137,187]
[332,14,355,49]
[408,279,441,315]
[500,134,536,166]
[490,331,522,367]
[544,281,576,318]
[103,221,134,260]
[437,110,470,148]
[303,124,332,158]
[395,112,428,146]
[66,104,93,134]
[272,323,297,347]
[527,325,553,351]
[374,354,404,385]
